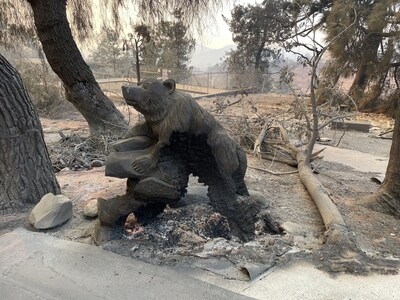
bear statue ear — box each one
[163,79,176,94]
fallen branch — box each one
[210,98,243,113]
[277,124,289,143]
[248,165,298,175]
[379,128,394,136]
[311,147,326,158]
[259,154,298,167]
[253,122,269,154]
[295,148,345,227]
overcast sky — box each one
[199,0,259,49]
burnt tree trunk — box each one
[27,0,128,135]
[0,54,60,211]
[366,95,400,216]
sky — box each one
[198,0,260,49]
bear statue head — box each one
[122,79,176,121]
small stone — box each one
[248,190,270,207]
[130,245,139,252]
[83,199,98,218]
[201,238,234,256]
[172,228,205,245]
[29,193,72,229]
[91,160,104,168]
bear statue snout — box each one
[121,85,143,105]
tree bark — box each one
[135,39,141,84]
[0,54,60,211]
[27,0,128,136]
[296,149,346,228]
[348,64,368,101]
[348,30,383,106]
[366,94,400,217]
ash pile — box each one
[102,184,292,281]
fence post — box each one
[207,73,210,93]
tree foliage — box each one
[0,0,222,135]
[326,0,400,110]
[0,0,222,47]
[154,11,196,71]
[0,0,35,47]
[224,0,291,89]
[286,0,400,111]
[123,24,152,82]
[92,12,195,77]
[90,27,123,74]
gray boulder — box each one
[29,193,73,229]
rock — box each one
[248,190,270,207]
[91,160,104,168]
[171,228,205,245]
[258,209,281,234]
[29,193,73,229]
[279,221,306,236]
[83,199,98,218]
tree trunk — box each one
[0,54,60,211]
[348,64,368,102]
[366,94,400,217]
[27,0,128,136]
[135,39,141,84]
[348,31,383,105]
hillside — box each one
[189,44,234,71]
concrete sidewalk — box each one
[314,144,388,181]
[0,229,250,300]
[241,262,400,299]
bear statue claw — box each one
[131,154,155,174]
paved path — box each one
[241,262,400,299]
[2,229,399,300]
[315,144,388,181]
[0,229,249,300]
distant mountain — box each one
[189,44,235,71]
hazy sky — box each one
[199,0,259,49]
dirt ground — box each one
[1,93,399,280]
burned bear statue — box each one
[121,79,248,194]
[95,79,278,244]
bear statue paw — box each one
[131,154,156,174]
